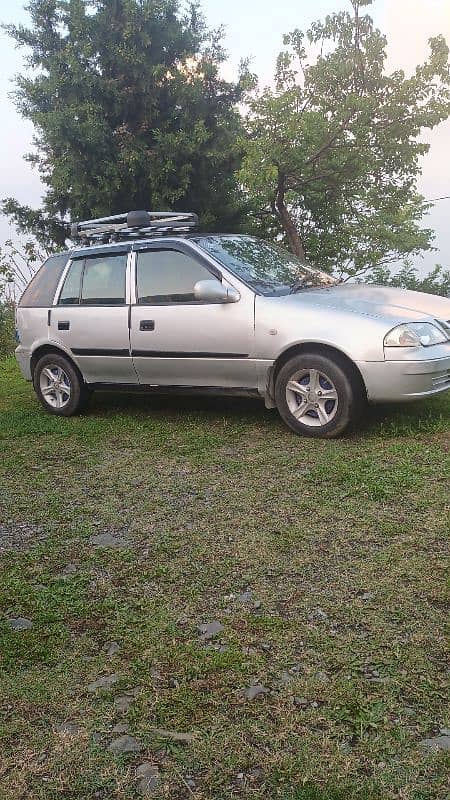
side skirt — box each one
[87,383,263,399]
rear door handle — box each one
[58,321,70,330]
[140,320,155,331]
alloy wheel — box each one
[285,368,338,427]
[39,364,72,410]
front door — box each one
[129,243,255,388]
[50,249,138,384]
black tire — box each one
[275,353,364,438]
[33,353,90,416]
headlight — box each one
[384,322,447,347]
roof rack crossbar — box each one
[70,210,199,245]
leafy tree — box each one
[2,0,250,244]
[366,262,450,297]
[0,239,44,301]
[239,0,450,278]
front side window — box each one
[136,249,215,304]
[19,253,69,307]
[196,236,337,296]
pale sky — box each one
[0,0,449,274]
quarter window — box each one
[136,249,215,304]
[19,253,68,307]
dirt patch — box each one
[0,522,47,554]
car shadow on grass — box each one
[89,390,271,425]
[87,389,448,438]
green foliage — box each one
[0,302,15,358]
[366,262,450,296]
[239,0,450,278]
[0,239,44,302]
[2,0,251,244]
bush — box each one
[0,302,16,357]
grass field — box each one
[0,356,449,800]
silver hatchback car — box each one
[15,210,450,437]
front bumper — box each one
[357,354,450,402]
[15,346,32,381]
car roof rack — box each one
[70,210,199,245]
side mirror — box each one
[194,279,240,304]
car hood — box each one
[280,283,450,325]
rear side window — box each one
[58,253,127,306]
[81,254,127,305]
[19,253,68,307]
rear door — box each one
[50,248,138,384]
[129,242,256,388]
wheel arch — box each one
[268,342,367,401]
[31,344,85,386]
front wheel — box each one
[34,353,90,416]
[274,353,363,438]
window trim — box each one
[132,243,224,307]
[57,257,84,306]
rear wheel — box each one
[275,353,363,438]
[34,353,90,416]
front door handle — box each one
[58,321,70,330]
[140,320,155,331]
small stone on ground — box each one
[59,563,78,578]
[54,722,80,735]
[237,590,252,604]
[136,763,160,796]
[7,616,33,631]
[87,673,120,692]
[112,722,129,734]
[244,684,269,700]
[198,621,224,641]
[148,727,194,743]
[419,734,450,752]
[103,640,121,656]
[293,696,309,708]
[307,607,329,623]
[108,734,143,754]
[114,694,134,712]
[89,531,130,548]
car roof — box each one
[61,232,245,259]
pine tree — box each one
[3,0,249,245]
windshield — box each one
[196,235,337,296]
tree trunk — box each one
[274,174,306,260]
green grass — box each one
[0,356,449,799]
